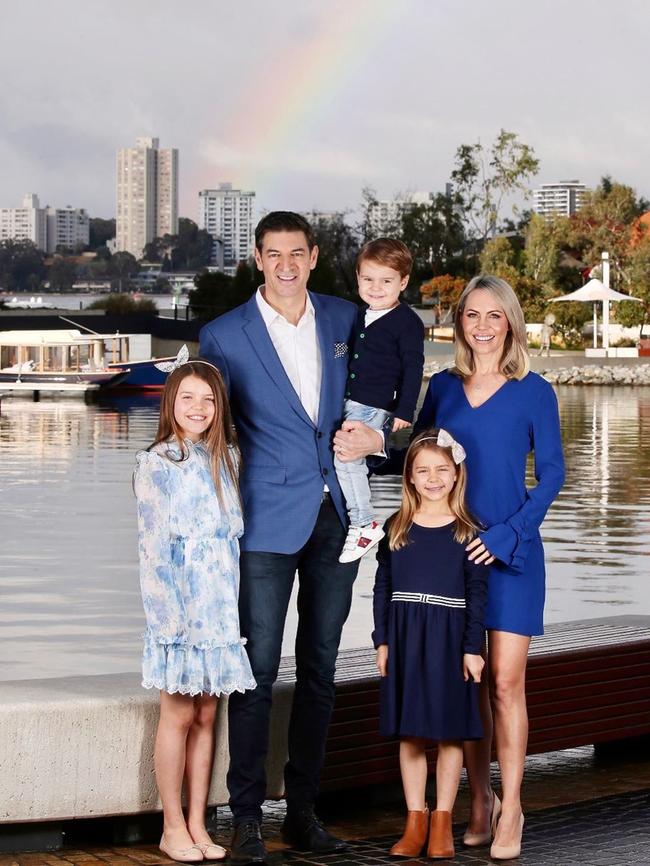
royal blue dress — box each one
[416,370,565,636]
[373,522,488,740]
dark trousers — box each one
[227,495,358,824]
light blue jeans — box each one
[334,398,392,527]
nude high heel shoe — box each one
[463,791,501,846]
[389,806,429,857]
[159,833,204,863]
[490,810,524,860]
[427,810,454,860]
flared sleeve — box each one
[479,381,565,572]
[372,532,393,648]
[133,450,186,640]
[462,550,489,653]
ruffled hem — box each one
[142,632,248,649]
[142,636,257,697]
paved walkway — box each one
[2,745,649,865]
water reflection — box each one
[0,386,649,681]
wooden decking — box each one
[279,616,650,791]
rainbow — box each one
[194,0,406,206]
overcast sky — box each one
[1,0,648,221]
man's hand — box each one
[333,420,383,462]
[376,644,388,677]
[466,537,495,565]
[392,417,411,432]
[463,653,485,683]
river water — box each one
[1,386,649,682]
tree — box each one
[550,302,591,348]
[89,217,116,251]
[0,239,46,291]
[524,214,563,289]
[614,236,650,336]
[399,194,466,285]
[308,213,359,300]
[451,129,539,240]
[144,219,214,270]
[109,251,139,292]
[479,236,517,275]
[420,274,465,322]
[48,256,78,292]
[189,270,255,321]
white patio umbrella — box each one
[549,277,641,349]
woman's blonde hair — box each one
[388,429,479,549]
[453,275,530,380]
[150,361,239,506]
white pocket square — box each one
[334,342,348,359]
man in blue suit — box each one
[199,212,383,864]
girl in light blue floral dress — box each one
[134,353,255,863]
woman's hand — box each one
[463,653,485,683]
[466,537,495,565]
[376,644,388,677]
[333,420,383,462]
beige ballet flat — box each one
[194,841,227,861]
[159,833,204,862]
[463,791,501,847]
[490,810,524,860]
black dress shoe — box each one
[230,820,267,864]
[281,806,347,853]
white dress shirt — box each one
[255,287,322,425]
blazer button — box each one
[317,431,323,439]
[322,468,329,476]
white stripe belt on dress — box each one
[391,591,466,609]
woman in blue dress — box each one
[415,276,565,859]
[134,354,255,863]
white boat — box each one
[0,330,131,394]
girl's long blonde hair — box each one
[388,429,479,549]
[453,274,530,380]
[150,361,239,506]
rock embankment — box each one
[422,361,650,385]
[540,365,650,385]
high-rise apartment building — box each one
[116,137,178,258]
[45,205,89,253]
[367,191,431,235]
[533,180,587,220]
[198,184,255,274]
[0,194,88,253]
[0,194,47,250]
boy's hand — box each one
[463,653,485,683]
[376,644,388,677]
[392,417,411,432]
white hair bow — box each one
[437,428,467,465]
[154,344,190,373]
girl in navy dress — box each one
[373,429,488,860]
[415,276,565,859]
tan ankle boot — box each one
[427,810,454,859]
[389,807,429,857]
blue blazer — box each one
[199,292,357,553]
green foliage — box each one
[451,129,539,240]
[309,214,359,300]
[0,239,46,291]
[87,294,157,314]
[189,267,256,322]
[399,194,466,286]
[143,218,213,270]
[88,217,115,251]
[550,301,592,348]
[479,236,516,274]
[48,256,78,291]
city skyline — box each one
[1,1,649,220]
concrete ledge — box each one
[0,673,292,824]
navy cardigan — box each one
[345,303,425,421]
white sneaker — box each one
[338,521,385,563]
